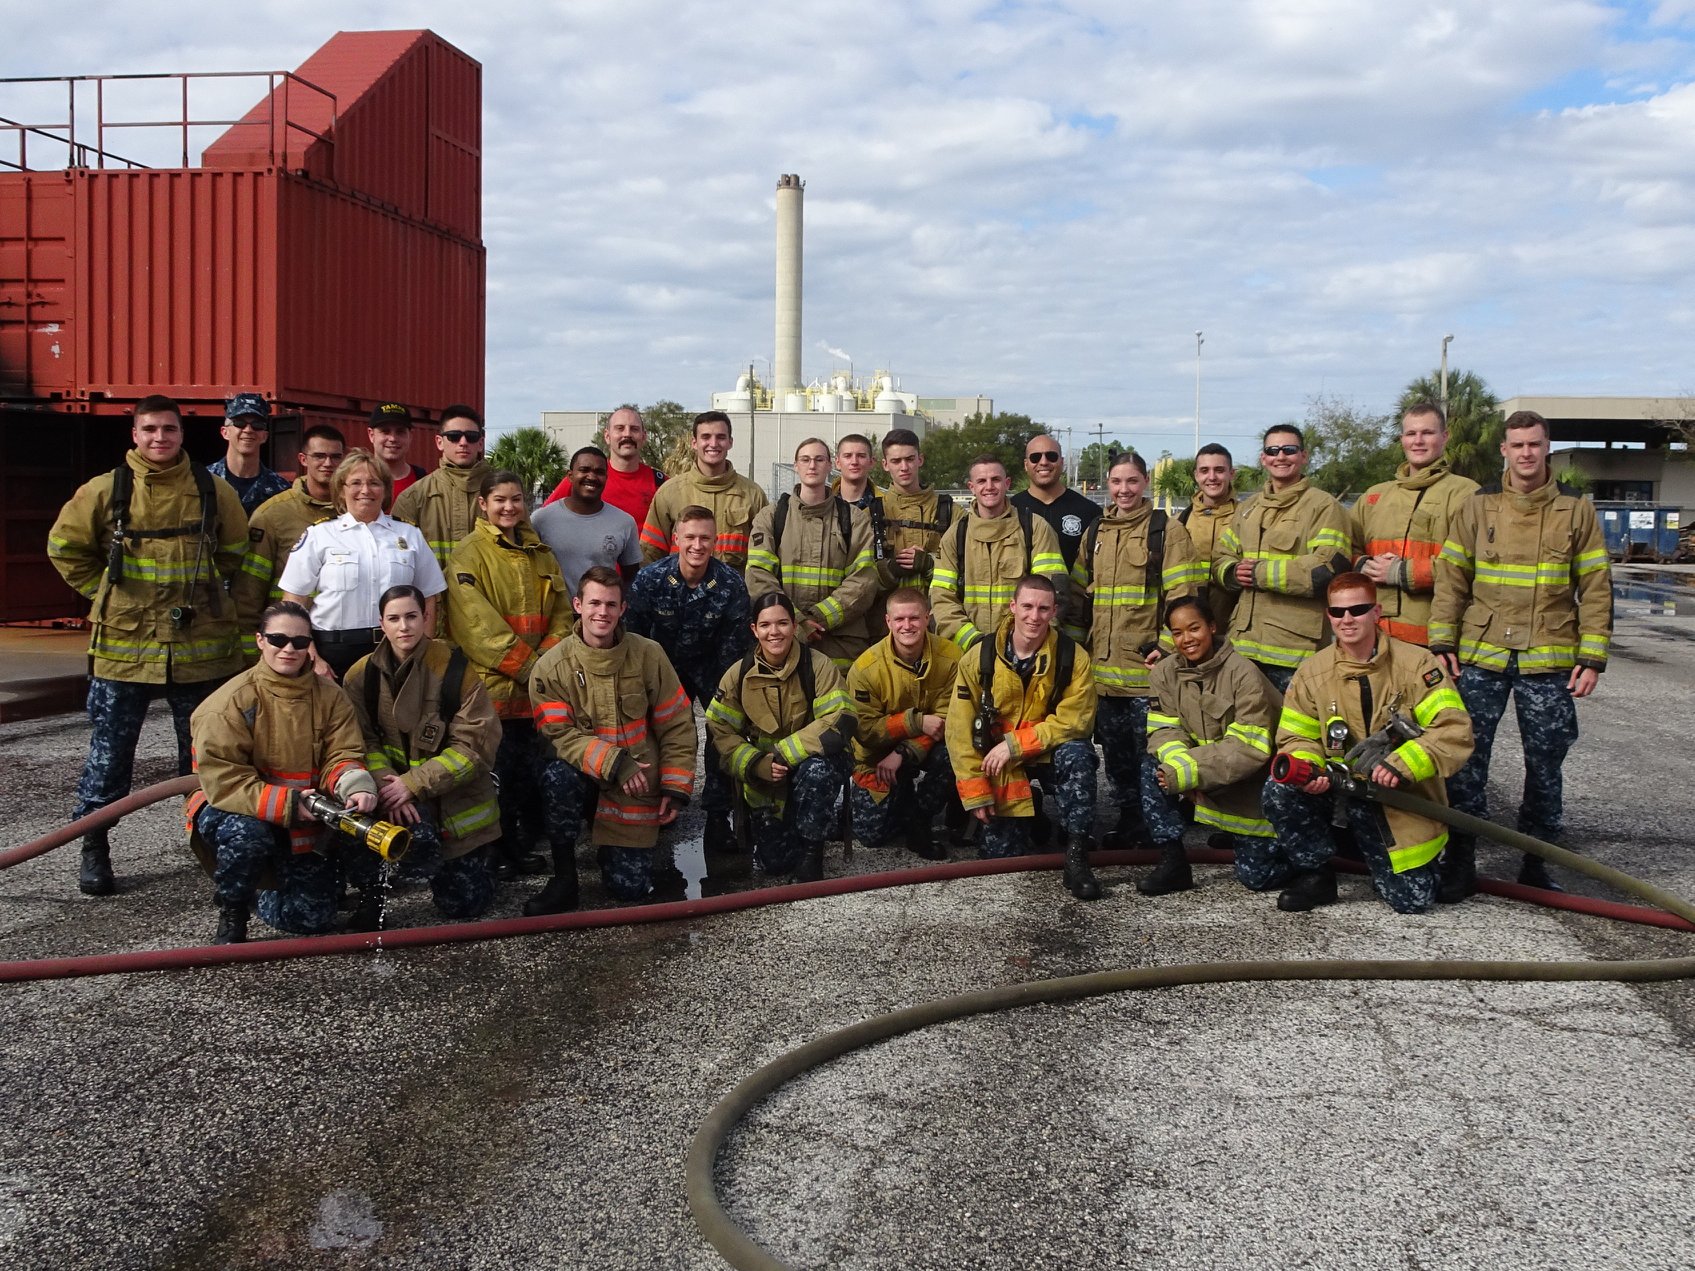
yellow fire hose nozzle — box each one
[298,792,412,862]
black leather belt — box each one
[314,627,382,644]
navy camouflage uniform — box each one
[337,810,494,920]
[977,740,1098,858]
[1261,780,1437,913]
[207,457,291,517]
[538,758,677,900]
[625,554,752,818]
[747,754,851,873]
[1139,754,1287,890]
[1443,659,1577,841]
[196,805,342,935]
[1095,696,1150,826]
[74,679,220,822]
[850,743,955,849]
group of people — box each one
[45,391,1612,943]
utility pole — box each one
[1194,330,1204,454]
[1440,334,1455,419]
[1095,420,1106,489]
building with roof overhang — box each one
[1502,395,1694,507]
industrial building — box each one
[539,173,993,497]
[1504,395,1695,507]
[0,31,485,621]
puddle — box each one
[308,1188,382,1250]
[1613,574,1692,618]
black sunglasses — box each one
[1326,602,1376,618]
[1027,451,1061,463]
[227,418,269,431]
[259,631,314,650]
[1263,444,1302,457]
[442,429,484,443]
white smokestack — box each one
[775,173,804,398]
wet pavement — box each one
[1,589,1693,1269]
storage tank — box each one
[814,392,840,412]
[782,392,807,412]
[874,392,907,414]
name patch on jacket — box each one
[457,573,477,586]
[1423,668,1444,687]
[854,690,871,702]
[956,684,971,699]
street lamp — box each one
[1440,334,1455,418]
[1194,331,1204,454]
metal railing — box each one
[0,71,336,173]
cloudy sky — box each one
[9,1,1695,456]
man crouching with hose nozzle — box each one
[187,601,380,944]
[1264,573,1474,914]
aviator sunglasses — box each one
[442,429,484,443]
[259,632,314,650]
[1027,450,1061,463]
[1262,443,1302,456]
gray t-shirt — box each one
[530,500,643,595]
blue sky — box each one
[7,1,1695,458]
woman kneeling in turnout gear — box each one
[705,591,856,882]
[186,601,379,944]
[528,566,697,911]
[943,574,1101,896]
[341,585,503,930]
[1142,595,1288,895]
[1264,571,1474,914]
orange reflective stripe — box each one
[998,778,1034,802]
[583,738,614,777]
[535,700,572,727]
[184,790,206,831]
[853,768,889,793]
[321,760,357,792]
[884,711,914,741]
[1011,725,1041,754]
[506,614,547,636]
[1380,616,1429,645]
[597,719,648,745]
[652,686,690,724]
[595,800,664,825]
[495,642,533,679]
[956,776,993,802]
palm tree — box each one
[489,427,568,504]
[1398,369,1504,484]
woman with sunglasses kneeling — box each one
[186,602,378,944]
[705,591,857,882]
[341,585,503,930]
[1142,595,1287,896]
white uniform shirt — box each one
[278,513,446,631]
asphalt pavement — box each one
[0,571,1692,1270]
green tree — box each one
[1397,369,1504,484]
[637,400,695,474]
[488,427,567,502]
[922,411,1049,488]
[1298,396,1400,498]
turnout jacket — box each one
[1353,461,1480,645]
[392,459,490,570]
[186,661,377,856]
[1146,639,1282,838]
[846,632,962,802]
[1276,637,1473,872]
[874,484,956,592]
[1213,479,1356,670]
[1182,494,1239,634]
[745,493,879,669]
[446,519,571,718]
[343,637,501,856]
[930,505,1069,651]
[48,449,249,684]
[531,627,696,849]
[705,643,853,811]
[233,479,337,634]
[640,461,769,572]
[1429,473,1612,674]
[1076,501,1205,697]
[945,619,1097,818]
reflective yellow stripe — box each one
[1394,739,1436,782]
[1093,663,1150,691]
[1194,803,1274,837]
[1439,540,1473,568]
[1224,721,1272,756]
[1413,687,1465,726]
[1279,707,1323,740]
[443,798,500,839]
[1387,827,1445,873]
[1165,752,1201,792]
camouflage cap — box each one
[225,393,271,420]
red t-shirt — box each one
[544,463,665,528]
[390,463,425,501]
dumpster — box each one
[1594,502,1683,563]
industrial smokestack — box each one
[774,173,804,398]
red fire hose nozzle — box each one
[1270,753,1322,786]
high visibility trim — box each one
[1279,707,1322,739]
[443,799,500,839]
[1224,721,1272,755]
[775,734,808,766]
[1147,711,1183,732]
[1388,828,1446,873]
[652,686,691,724]
[729,742,763,781]
[704,698,746,729]
[1155,740,1189,763]
[1092,663,1150,691]
[1413,687,1465,726]
[1194,803,1274,837]
[1165,751,1201,792]
[956,775,993,805]
[1231,636,1315,669]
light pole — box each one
[1440,334,1455,419]
[1194,331,1204,454]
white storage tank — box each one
[783,392,807,412]
[814,392,841,412]
[874,392,907,413]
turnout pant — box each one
[977,739,1098,859]
[746,754,850,874]
[850,744,955,848]
[1139,754,1287,890]
[539,758,662,901]
[195,804,340,934]
[73,675,222,821]
[1261,779,1437,914]
[340,812,494,920]
[1446,655,1580,841]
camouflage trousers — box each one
[1447,656,1580,841]
[538,758,662,901]
[1261,779,1437,914]
[1251,662,1296,695]
[494,718,551,848]
[1095,695,1152,829]
[1140,754,1287,891]
[978,739,1098,859]
[196,804,340,934]
[746,754,849,874]
[850,743,956,849]
[73,675,222,820]
[340,813,494,920]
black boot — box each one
[1137,840,1194,896]
[791,839,825,884]
[78,830,116,896]
[1276,867,1338,912]
[906,817,946,861]
[1206,831,1234,853]
[1102,805,1151,851]
[1517,854,1563,893]
[1062,832,1102,901]
[703,814,736,856]
[346,892,385,933]
[944,798,974,847]
[522,849,581,916]
[214,903,248,945]
[1437,835,1477,904]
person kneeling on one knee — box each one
[186,601,380,945]
[1264,573,1474,915]
[943,575,1101,899]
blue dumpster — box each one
[1594,502,1682,562]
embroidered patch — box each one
[854,690,871,702]
[249,527,265,542]
[457,573,477,585]
[291,531,308,551]
[1423,668,1443,686]
[956,684,971,699]
[751,532,765,545]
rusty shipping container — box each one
[0,29,484,620]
